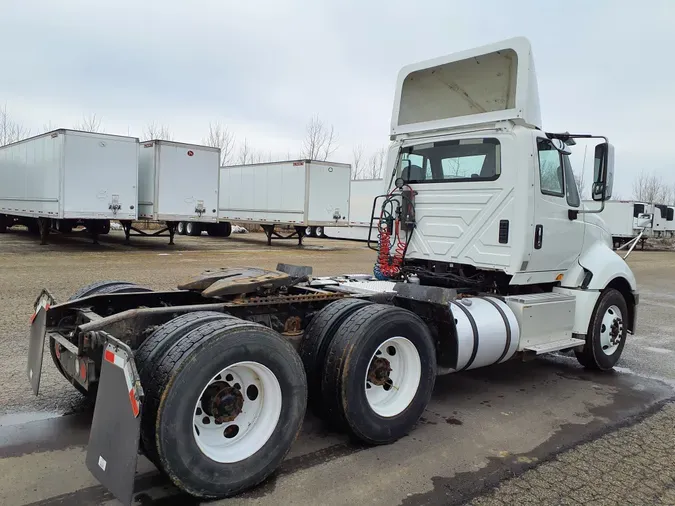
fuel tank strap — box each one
[451,301,479,371]
[481,297,512,364]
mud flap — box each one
[86,339,143,506]
[27,290,55,395]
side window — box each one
[563,155,580,207]
[537,139,564,197]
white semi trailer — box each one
[0,129,139,244]
[135,140,221,244]
[324,178,385,241]
[216,159,351,244]
[26,37,638,505]
[589,200,653,248]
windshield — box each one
[399,138,501,183]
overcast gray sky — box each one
[1,0,673,198]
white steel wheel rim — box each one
[315,226,324,237]
[192,361,282,463]
[305,226,313,236]
[365,336,421,418]
[600,305,623,356]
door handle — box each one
[534,224,543,249]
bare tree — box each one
[632,170,668,203]
[144,122,173,141]
[301,114,338,161]
[0,105,31,146]
[203,122,235,165]
[74,113,104,133]
[351,144,365,179]
[237,138,251,165]
[364,147,386,179]
[42,121,57,133]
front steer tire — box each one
[575,288,628,371]
[141,318,307,499]
[321,304,437,445]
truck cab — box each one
[381,37,637,341]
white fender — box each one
[578,241,637,291]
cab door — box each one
[526,138,585,273]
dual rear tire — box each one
[300,300,437,444]
[136,313,306,499]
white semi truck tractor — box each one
[26,37,637,504]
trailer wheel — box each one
[321,304,436,444]
[100,220,111,235]
[186,222,201,236]
[177,221,186,235]
[0,214,6,233]
[49,281,153,397]
[57,220,73,234]
[299,298,373,417]
[305,226,315,237]
[142,318,306,499]
[220,222,232,238]
[575,288,628,371]
[315,226,325,238]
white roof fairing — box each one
[390,37,542,138]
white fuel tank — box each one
[449,296,520,371]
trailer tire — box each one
[321,304,436,445]
[142,318,307,499]
[186,222,201,236]
[49,281,153,397]
[299,298,373,417]
[315,226,325,238]
[0,214,6,233]
[220,222,232,238]
[100,220,111,235]
[57,220,73,234]
[305,226,315,237]
[575,288,628,371]
[177,221,186,235]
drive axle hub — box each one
[367,357,392,387]
[201,382,244,423]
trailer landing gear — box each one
[38,217,49,245]
[120,220,179,245]
[261,225,306,246]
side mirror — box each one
[592,142,614,201]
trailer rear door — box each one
[62,131,138,220]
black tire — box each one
[206,224,219,237]
[135,311,236,463]
[575,288,628,371]
[142,318,307,499]
[0,214,6,233]
[305,226,315,238]
[26,219,40,235]
[220,222,232,238]
[49,281,153,397]
[321,304,436,445]
[57,220,73,234]
[315,226,325,238]
[177,222,186,235]
[100,220,111,235]
[186,222,202,236]
[299,298,373,417]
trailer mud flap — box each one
[86,341,143,506]
[27,290,54,395]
